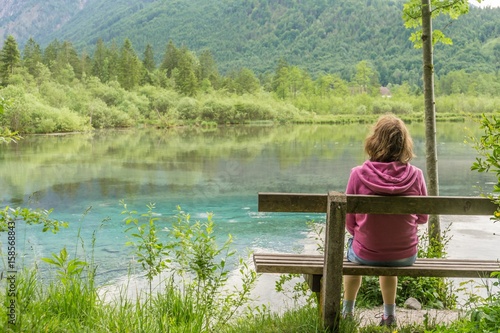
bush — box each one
[39,81,70,108]
[88,79,125,106]
[373,100,413,115]
[372,101,392,114]
[234,101,273,121]
[151,91,179,115]
[274,103,299,123]
[176,97,200,120]
[123,91,150,116]
[201,99,234,122]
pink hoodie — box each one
[345,160,428,261]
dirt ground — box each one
[355,307,463,327]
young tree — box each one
[287,66,308,98]
[403,0,477,244]
[353,60,379,95]
[0,35,21,86]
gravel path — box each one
[355,307,464,327]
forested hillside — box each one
[1,0,499,136]
[1,0,499,84]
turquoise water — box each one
[0,123,495,283]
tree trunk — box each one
[421,0,441,245]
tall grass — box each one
[0,204,258,332]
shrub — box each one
[372,101,392,114]
[151,91,179,115]
[88,79,125,106]
[123,91,150,116]
[234,101,273,121]
[176,97,200,120]
[38,81,70,108]
[373,100,413,115]
[200,99,234,122]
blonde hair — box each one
[365,114,415,163]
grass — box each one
[1,266,500,332]
[1,205,499,332]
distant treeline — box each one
[0,35,499,134]
[14,0,499,85]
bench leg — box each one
[321,192,347,332]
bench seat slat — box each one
[253,253,500,278]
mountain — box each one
[1,0,499,84]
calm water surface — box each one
[0,122,497,283]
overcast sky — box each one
[471,0,500,7]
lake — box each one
[1,122,498,285]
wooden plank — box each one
[253,253,500,278]
[258,192,327,213]
[254,254,499,265]
[258,192,498,216]
[347,195,498,215]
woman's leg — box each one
[342,275,362,315]
[379,276,397,320]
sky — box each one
[471,0,500,7]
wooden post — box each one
[321,191,347,332]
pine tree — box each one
[174,47,198,96]
[272,58,290,99]
[92,38,109,82]
[107,40,120,82]
[0,35,21,86]
[52,40,81,82]
[142,43,156,85]
[22,37,43,77]
[143,44,156,72]
[118,38,142,90]
[43,39,61,71]
[80,50,91,79]
[160,40,179,78]
[198,49,219,88]
[60,41,82,78]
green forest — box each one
[0,32,499,135]
[0,0,499,134]
[8,0,498,80]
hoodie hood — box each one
[357,160,419,195]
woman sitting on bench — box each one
[342,114,428,327]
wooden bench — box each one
[253,191,500,332]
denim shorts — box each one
[346,238,417,267]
